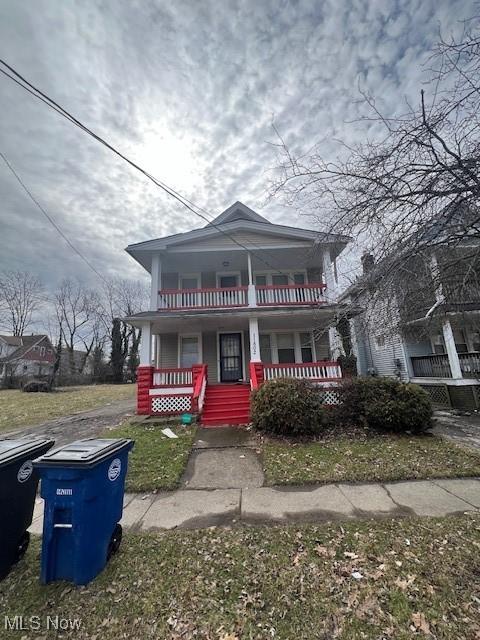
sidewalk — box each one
[30,477,480,533]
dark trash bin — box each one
[0,437,54,580]
[34,438,134,585]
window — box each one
[259,334,272,363]
[218,274,239,288]
[272,274,289,286]
[299,332,314,363]
[40,346,46,356]
[432,334,445,354]
[179,336,201,368]
[453,328,468,353]
[277,333,295,363]
[472,332,480,352]
[255,274,267,286]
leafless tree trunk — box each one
[0,270,44,336]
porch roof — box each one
[126,306,339,333]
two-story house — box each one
[343,243,480,411]
[0,334,55,386]
[125,201,350,424]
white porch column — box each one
[247,251,257,307]
[249,316,261,362]
[442,320,463,378]
[150,254,161,311]
[139,322,152,366]
[430,253,462,378]
[322,247,337,303]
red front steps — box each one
[201,383,251,426]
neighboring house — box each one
[343,243,480,411]
[58,349,94,378]
[0,334,55,385]
[125,201,350,424]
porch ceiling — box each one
[158,246,322,273]
[144,307,337,333]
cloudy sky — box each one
[0,0,473,291]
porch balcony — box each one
[157,283,327,311]
[410,352,480,378]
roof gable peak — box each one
[208,201,270,226]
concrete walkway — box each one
[30,477,480,534]
[181,427,264,489]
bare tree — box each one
[273,14,480,324]
[0,270,44,336]
[54,279,104,375]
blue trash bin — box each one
[33,438,134,585]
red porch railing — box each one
[192,364,208,412]
[152,367,193,387]
[255,283,326,306]
[158,286,248,310]
[263,361,342,382]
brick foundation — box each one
[137,366,154,415]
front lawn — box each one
[263,434,480,485]
[0,384,136,433]
[2,514,479,639]
[105,422,196,491]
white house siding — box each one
[176,231,310,252]
[202,332,218,383]
[314,331,330,360]
[355,294,409,381]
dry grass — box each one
[0,384,136,433]
[1,514,479,638]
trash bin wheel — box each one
[107,524,122,560]
[14,531,30,564]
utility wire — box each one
[0,59,312,282]
[0,151,109,286]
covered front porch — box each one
[404,314,480,410]
[135,309,343,418]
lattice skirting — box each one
[318,388,341,405]
[417,384,451,407]
[151,394,192,415]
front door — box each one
[219,333,243,382]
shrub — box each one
[338,376,432,434]
[251,377,324,437]
[22,380,50,393]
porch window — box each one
[219,274,239,288]
[255,274,267,286]
[259,334,272,363]
[472,332,480,352]
[299,332,314,363]
[277,333,295,363]
[179,336,200,368]
[432,334,446,354]
[272,274,289,286]
[453,328,468,353]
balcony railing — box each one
[158,283,326,310]
[263,361,342,382]
[458,352,480,377]
[411,354,452,378]
[158,286,248,310]
[411,352,480,378]
[255,283,326,306]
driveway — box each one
[432,410,480,451]
[3,398,135,448]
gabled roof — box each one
[125,201,351,272]
[0,335,52,363]
[208,201,270,226]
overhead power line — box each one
[0,58,307,282]
[0,151,109,285]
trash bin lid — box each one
[34,438,133,467]
[0,437,55,466]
